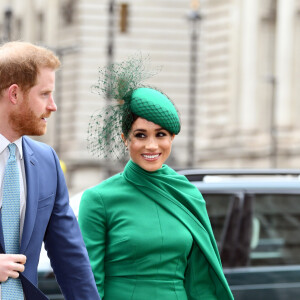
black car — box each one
[177,169,300,300]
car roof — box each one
[191,181,300,194]
[177,169,300,194]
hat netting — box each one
[87,54,161,159]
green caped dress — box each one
[78,160,234,300]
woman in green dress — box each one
[78,58,234,300]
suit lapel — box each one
[20,137,39,254]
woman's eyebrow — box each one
[133,127,164,133]
[133,129,147,133]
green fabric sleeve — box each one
[78,187,106,298]
[184,244,218,300]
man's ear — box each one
[8,84,20,104]
[121,133,128,147]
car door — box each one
[202,192,300,300]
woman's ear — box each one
[121,133,128,147]
[171,134,175,142]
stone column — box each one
[239,0,259,130]
[23,0,36,41]
[275,0,296,127]
[44,0,59,46]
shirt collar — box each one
[0,134,23,159]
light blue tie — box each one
[2,143,23,299]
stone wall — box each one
[1,0,299,194]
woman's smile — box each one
[142,153,161,161]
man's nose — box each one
[47,96,57,112]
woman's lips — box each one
[142,153,161,161]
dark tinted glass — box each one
[203,192,300,267]
[202,193,234,243]
[203,193,249,267]
[250,194,300,266]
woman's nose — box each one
[145,137,158,150]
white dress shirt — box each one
[0,134,27,299]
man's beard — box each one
[9,98,49,137]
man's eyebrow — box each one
[41,89,53,93]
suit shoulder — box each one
[22,136,60,170]
[23,136,54,153]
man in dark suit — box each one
[0,41,100,299]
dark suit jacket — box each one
[0,136,100,300]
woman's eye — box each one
[134,133,146,138]
[157,132,167,137]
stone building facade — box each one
[0,0,299,193]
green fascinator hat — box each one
[88,54,181,159]
[128,88,180,135]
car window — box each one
[202,193,244,267]
[203,193,236,243]
[203,192,300,268]
[250,194,300,266]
